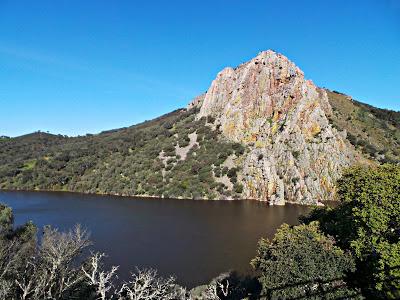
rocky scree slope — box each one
[191,50,360,205]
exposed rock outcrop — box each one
[187,93,205,110]
[196,50,356,205]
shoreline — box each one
[0,188,332,206]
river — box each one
[0,191,310,287]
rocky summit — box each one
[192,50,358,205]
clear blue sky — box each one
[1,0,399,137]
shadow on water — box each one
[0,190,310,288]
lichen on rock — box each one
[195,50,356,205]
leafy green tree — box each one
[338,164,400,298]
[0,204,13,231]
[251,222,360,299]
[301,164,400,299]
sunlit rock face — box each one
[197,50,356,205]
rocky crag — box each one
[191,50,359,205]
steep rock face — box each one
[197,50,356,205]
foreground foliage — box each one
[251,222,360,299]
[301,164,400,299]
[0,204,242,300]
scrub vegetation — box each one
[326,90,400,164]
[0,108,245,200]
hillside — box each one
[0,109,246,199]
[1,50,399,204]
[326,90,400,164]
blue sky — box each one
[1,0,399,137]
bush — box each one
[251,222,359,299]
[233,183,243,194]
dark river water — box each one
[0,191,310,288]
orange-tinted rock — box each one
[195,50,356,205]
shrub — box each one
[227,168,237,179]
[251,222,359,299]
[233,183,243,194]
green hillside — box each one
[0,108,245,199]
[326,90,400,164]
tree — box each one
[13,224,92,300]
[251,222,360,300]
[338,164,400,298]
[82,252,119,300]
[0,203,191,300]
[301,164,400,299]
[117,268,188,300]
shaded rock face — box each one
[196,50,356,205]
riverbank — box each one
[0,187,332,206]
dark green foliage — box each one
[206,115,216,124]
[221,167,229,176]
[214,166,222,177]
[301,164,400,299]
[299,204,356,250]
[227,168,238,179]
[232,143,245,156]
[0,203,13,230]
[291,150,300,159]
[0,109,246,200]
[251,222,360,299]
[357,101,400,128]
[233,183,243,194]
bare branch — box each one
[82,252,119,300]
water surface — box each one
[0,191,310,287]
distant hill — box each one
[1,51,398,204]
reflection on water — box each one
[0,191,310,287]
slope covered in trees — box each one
[0,108,245,200]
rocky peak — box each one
[194,50,356,205]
